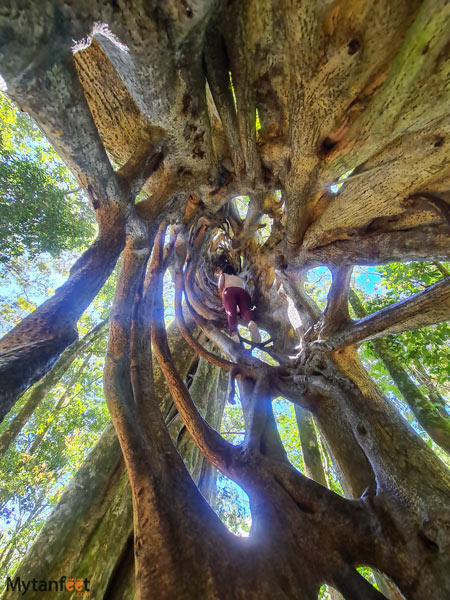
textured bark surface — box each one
[295,405,327,487]
[0,1,449,599]
[1,320,209,600]
[0,231,124,416]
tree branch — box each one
[276,269,321,330]
[0,319,107,458]
[104,216,151,442]
[433,261,450,278]
[328,276,450,349]
[242,373,272,453]
[290,225,450,268]
[117,142,166,199]
[223,16,261,183]
[322,267,353,332]
[349,289,450,454]
[2,44,127,214]
[151,236,235,472]
[294,405,327,487]
[0,230,124,420]
[226,366,240,406]
[0,10,132,416]
[174,270,234,371]
[204,27,244,174]
[332,564,387,600]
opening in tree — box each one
[0,2,449,599]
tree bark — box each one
[410,361,448,414]
[329,277,450,349]
[1,319,215,600]
[1,424,126,600]
[294,407,346,600]
[2,1,450,598]
[349,289,450,454]
[328,347,450,598]
[294,405,327,487]
[0,320,107,458]
[0,232,124,419]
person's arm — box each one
[218,274,225,299]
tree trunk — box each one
[294,407,346,600]
[349,289,450,454]
[328,347,450,598]
[1,424,126,600]
[1,320,221,600]
[0,234,124,416]
[294,405,327,487]
[410,361,448,415]
[27,351,93,455]
[1,1,450,598]
[0,320,107,458]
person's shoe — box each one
[248,321,261,344]
[231,333,240,344]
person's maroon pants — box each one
[222,287,254,334]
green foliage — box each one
[0,151,94,261]
[215,472,251,536]
[0,253,118,343]
[317,568,379,598]
[255,109,261,131]
[356,261,450,394]
[273,398,304,471]
[356,566,379,589]
[353,261,450,470]
[234,195,250,220]
[0,351,110,575]
[220,401,245,444]
[214,400,251,535]
[376,261,447,296]
[0,252,115,576]
[0,93,95,262]
[305,267,332,310]
[1,109,449,584]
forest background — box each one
[1,90,449,596]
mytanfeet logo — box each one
[6,576,91,596]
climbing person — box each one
[216,264,261,345]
